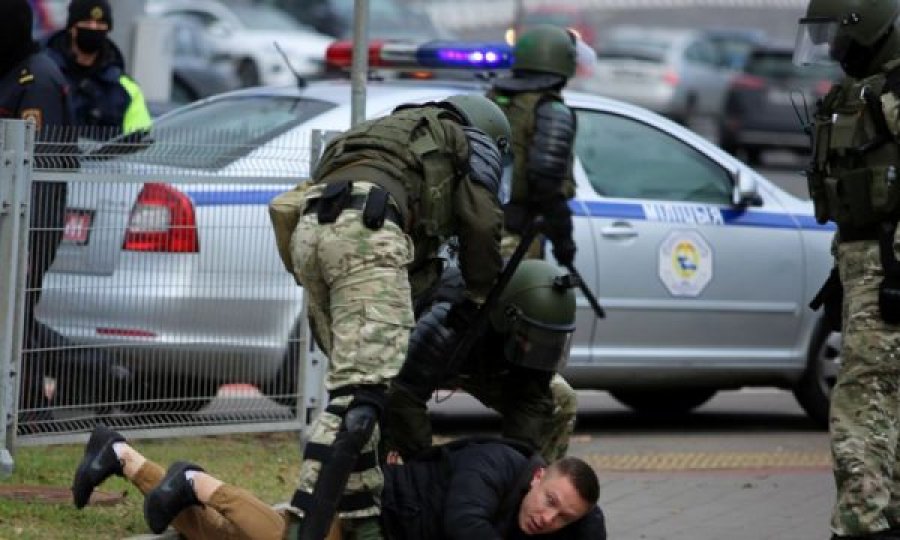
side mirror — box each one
[732,168,762,207]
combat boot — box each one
[71,424,125,509]
[144,461,203,533]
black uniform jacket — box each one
[382,440,607,540]
[0,49,72,130]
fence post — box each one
[0,120,34,477]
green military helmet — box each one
[442,94,511,153]
[806,0,899,47]
[490,260,576,372]
[513,24,577,79]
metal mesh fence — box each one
[5,123,331,448]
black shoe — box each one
[832,532,900,539]
[72,424,125,509]
[144,461,204,534]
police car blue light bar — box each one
[326,40,513,70]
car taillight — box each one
[731,74,766,90]
[123,183,199,253]
[662,70,679,86]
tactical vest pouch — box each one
[827,167,900,229]
[317,180,352,224]
[268,182,313,274]
[362,187,389,230]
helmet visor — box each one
[504,314,574,372]
[793,17,840,66]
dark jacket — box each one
[381,439,607,540]
[0,47,72,130]
[44,30,150,134]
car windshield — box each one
[746,51,838,80]
[229,5,303,31]
[597,37,670,62]
[99,96,335,169]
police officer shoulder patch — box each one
[18,69,34,85]
[21,108,43,130]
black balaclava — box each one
[0,0,39,76]
[832,26,894,79]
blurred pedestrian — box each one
[45,0,151,137]
[0,0,74,424]
[487,24,583,461]
[269,94,509,540]
[796,0,900,538]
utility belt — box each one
[304,180,404,231]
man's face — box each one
[517,467,592,535]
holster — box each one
[317,181,353,224]
[362,187,389,230]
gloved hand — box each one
[539,199,576,267]
[446,297,480,333]
[397,302,458,402]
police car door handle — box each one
[600,222,638,239]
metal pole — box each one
[0,120,33,476]
[350,0,370,127]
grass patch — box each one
[0,432,302,539]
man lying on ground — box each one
[72,425,607,539]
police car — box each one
[37,40,836,425]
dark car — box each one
[719,44,840,165]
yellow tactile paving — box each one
[580,451,832,471]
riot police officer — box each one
[487,24,582,461]
[0,0,74,425]
[795,1,900,537]
[269,94,509,540]
[383,260,577,463]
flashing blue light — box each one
[417,41,513,69]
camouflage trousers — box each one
[457,371,576,461]
[290,183,415,520]
[830,238,900,535]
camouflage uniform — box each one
[807,53,900,539]
[274,102,504,538]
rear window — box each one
[109,96,336,169]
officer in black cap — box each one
[0,0,75,426]
[45,0,152,136]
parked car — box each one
[167,16,241,105]
[261,0,452,42]
[147,0,333,87]
[702,27,768,70]
[719,44,840,165]
[575,26,735,125]
[37,42,837,425]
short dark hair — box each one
[549,456,599,506]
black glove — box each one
[543,210,576,267]
[396,302,458,401]
[880,274,900,325]
[446,297,480,334]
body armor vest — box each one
[488,89,576,204]
[810,59,900,235]
[313,106,464,240]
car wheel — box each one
[793,323,840,429]
[237,59,261,87]
[610,388,717,415]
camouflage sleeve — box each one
[881,92,900,139]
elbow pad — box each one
[462,126,503,197]
[527,100,575,200]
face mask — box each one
[74,27,107,54]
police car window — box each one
[115,97,336,169]
[574,110,731,204]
